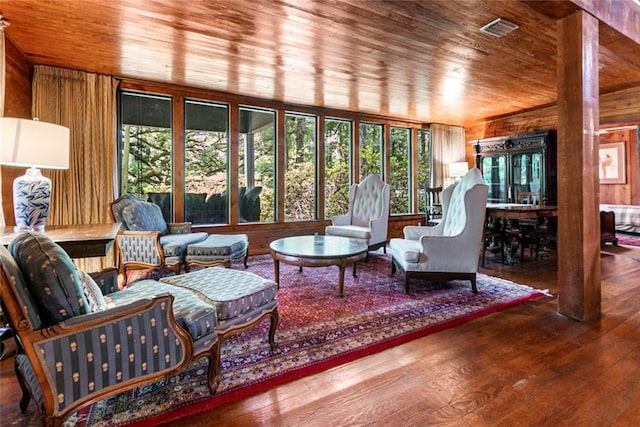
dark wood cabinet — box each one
[474,130,557,205]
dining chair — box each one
[425,186,443,226]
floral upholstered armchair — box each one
[110,194,208,282]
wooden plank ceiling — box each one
[1,0,639,127]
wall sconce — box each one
[448,161,469,182]
[0,117,70,230]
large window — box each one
[119,92,173,222]
[359,122,383,180]
[285,113,317,221]
[390,126,411,214]
[184,100,229,225]
[118,87,432,227]
[417,129,431,213]
[239,107,276,223]
[324,118,352,219]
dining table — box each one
[484,203,558,264]
[486,203,558,220]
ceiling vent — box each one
[480,18,519,37]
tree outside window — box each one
[390,126,410,214]
[417,129,431,213]
[120,92,173,222]
[359,122,383,180]
[285,113,317,221]
[324,118,352,219]
[184,100,229,225]
[239,107,276,223]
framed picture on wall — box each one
[599,142,626,184]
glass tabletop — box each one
[270,235,368,258]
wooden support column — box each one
[557,11,601,321]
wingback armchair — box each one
[325,174,391,255]
[390,168,489,293]
[110,194,208,281]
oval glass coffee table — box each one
[269,235,368,297]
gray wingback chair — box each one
[110,194,208,282]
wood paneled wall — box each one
[465,87,640,207]
[466,86,640,142]
[1,36,33,226]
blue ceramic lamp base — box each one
[13,167,51,231]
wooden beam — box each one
[557,10,601,321]
[570,0,640,45]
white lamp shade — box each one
[0,117,70,169]
[448,161,469,178]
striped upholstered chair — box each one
[0,232,200,426]
[110,194,208,282]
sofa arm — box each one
[331,213,351,226]
[168,222,193,234]
[403,224,443,240]
[419,233,482,272]
[31,294,193,420]
[115,230,164,268]
[369,216,389,242]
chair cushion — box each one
[0,244,43,329]
[186,234,248,258]
[160,267,277,321]
[160,232,209,257]
[122,201,168,235]
[325,225,371,240]
[389,237,423,263]
[108,279,218,340]
[9,231,90,325]
[78,270,108,312]
[110,194,142,230]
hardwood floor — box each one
[2,245,639,426]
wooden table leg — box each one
[338,262,346,298]
[273,257,280,289]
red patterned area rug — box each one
[617,233,640,247]
[77,253,545,426]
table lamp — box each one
[448,161,469,183]
[0,117,70,230]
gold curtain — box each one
[32,65,119,272]
[430,123,466,189]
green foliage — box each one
[359,123,382,179]
[325,119,351,218]
[416,129,432,213]
[121,105,431,223]
[124,126,172,198]
[390,127,410,214]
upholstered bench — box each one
[185,233,249,270]
[159,266,279,377]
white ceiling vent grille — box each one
[480,18,519,37]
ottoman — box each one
[185,233,249,271]
[159,266,279,382]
